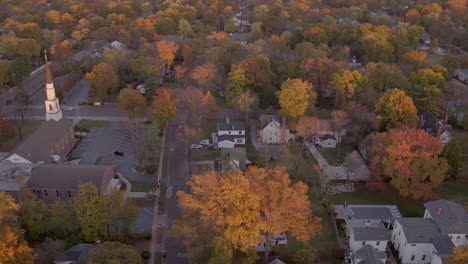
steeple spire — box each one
[44,50,53,85]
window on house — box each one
[235,138,243,144]
[43,189,48,197]
[411,255,415,261]
[422,255,426,261]
[67,189,72,198]
[49,104,52,111]
[56,190,60,197]
[362,241,366,246]
[376,241,380,245]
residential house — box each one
[229,33,249,46]
[217,148,251,172]
[251,232,288,252]
[212,123,246,149]
[424,200,468,247]
[6,119,75,164]
[348,226,390,253]
[430,236,456,264]
[0,161,32,201]
[54,243,95,264]
[351,245,388,264]
[344,151,371,181]
[316,134,337,148]
[109,40,125,50]
[391,218,449,264]
[310,119,346,145]
[28,164,115,204]
[455,68,468,84]
[335,204,401,226]
[259,115,295,144]
[419,110,451,144]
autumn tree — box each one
[117,87,147,120]
[178,19,194,39]
[374,89,418,130]
[442,138,463,177]
[277,78,316,121]
[151,88,177,129]
[0,60,10,88]
[82,242,141,264]
[0,192,36,264]
[294,116,322,176]
[300,57,347,96]
[176,167,320,262]
[156,41,179,69]
[85,63,119,102]
[369,128,448,200]
[182,45,193,68]
[345,103,378,146]
[233,90,258,122]
[46,10,61,25]
[51,40,73,69]
[330,69,368,103]
[445,245,468,264]
[0,115,16,146]
[189,63,218,90]
[401,50,430,72]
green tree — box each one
[178,18,194,39]
[292,246,317,264]
[374,88,418,130]
[442,138,463,176]
[330,70,368,101]
[117,87,147,120]
[224,18,236,33]
[49,200,78,240]
[0,115,16,146]
[82,241,141,264]
[22,198,49,240]
[74,183,108,242]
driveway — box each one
[249,120,281,157]
[133,208,154,233]
[70,121,154,183]
[306,143,349,180]
[63,79,90,106]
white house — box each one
[259,115,295,144]
[250,232,288,252]
[109,40,125,50]
[316,134,337,148]
[310,119,346,145]
[392,218,449,264]
[212,123,246,149]
[348,226,390,253]
[423,200,468,248]
[351,245,388,264]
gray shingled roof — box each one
[11,119,74,163]
[431,235,455,256]
[350,207,394,220]
[352,227,390,241]
[29,164,113,190]
[321,134,337,141]
[54,243,95,262]
[218,123,245,131]
[345,150,366,172]
[420,110,450,137]
[221,148,247,171]
[396,218,441,243]
[424,200,468,234]
[354,245,386,264]
[217,134,245,142]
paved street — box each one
[12,106,134,121]
[63,79,91,106]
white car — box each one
[199,139,210,145]
[62,106,74,111]
[191,144,203,149]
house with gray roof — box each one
[345,150,371,181]
[218,148,251,172]
[212,123,246,149]
[348,226,390,253]
[335,204,401,225]
[351,245,387,264]
[54,243,95,264]
[419,110,451,144]
[424,200,468,247]
[29,164,115,204]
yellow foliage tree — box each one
[277,78,316,121]
[117,87,147,120]
[151,88,177,128]
[85,62,119,102]
[156,41,179,68]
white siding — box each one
[217,140,235,149]
[448,233,468,248]
[392,222,433,264]
[218,129,244,136]
[5,154,32,164]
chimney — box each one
[444,114,448,125]
[419,114,424,128]
[437,208,442,215]
[281,117,286,129]
[436,126,443,137]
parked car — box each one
[199,139,210,145]
[5,100,11,105]
[114,151,124,156]
[207,144,214,150]
[63,106,74,111]
[191,144,203,149]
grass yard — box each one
[74,120,108,132]
[191,149,220,161]
[450,128,468,180]
[127,198,155,208]
[318,144,355,166]
[433,183,468,207]
[274,144,320,183]
[0,120,43,152]
[130,181,155,192]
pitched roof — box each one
[45,61,53,84]
[11,119,74,163]
[345,150,367,172]
[431,235,455,256]
[396,218,441,243]
[217,134,245,142]
[29,164,113,190]
[424,200,468,234]
[54,243,95,262]
[260,115,280,128]
[352,227,390,241]
[342,206,397,220]
[420,110,450,137]
[354,245,386,264]
[320,134,336,141]
[221,148,247,171]
[218,123,245,131]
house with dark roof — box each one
[217,148,251,172]
[348,226,390,253]
[317,134,337,148]
[5,119,75,164]
[258,115,294,144]
[212,123,246,149]
[29,164,115,204]
[54,243,95,264]
[419,110,451,144]
[336,204,401,225]
[424,200,468,247]
[309,119,347,145]
[351,245,387,264]
[345,150,371,181]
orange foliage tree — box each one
[117,87,147,120]
[156,41,179,69]
[176,167,321,262]
[369,128,448,200]
[151,88,177,129]
[85,62,119,102]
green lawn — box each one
[74,120,108,132]
[318,145,355,166]
[0,120,43,152]
[450,128,468,180]
[130,181,155,192]
[274,144,320,182]
[127,198,154,208]
[191,149,220,161]
[433,183,468,207]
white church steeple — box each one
[44,50,62,121]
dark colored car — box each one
[114,151,124,156]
